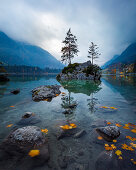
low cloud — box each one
[0,0,136,65]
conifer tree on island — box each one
[88,42,100,65]
[61,28,79,64]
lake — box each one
[0,75,136,170]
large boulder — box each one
[32,85,61,101]
[5,126,46,147]
[96,126,120,142]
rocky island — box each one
[56,61,101,81]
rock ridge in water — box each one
[56,61,101,80]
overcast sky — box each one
[0,0,136,66]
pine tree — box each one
[61,28,79,64]
[88,42,100,65]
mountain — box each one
[102,43,136,69]
[101,55,119,69]
[0,31,64,69]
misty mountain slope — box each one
[102,55,119,69]
[102,43,136,69]
[0,31,64,68]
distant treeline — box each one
[2,65,62,74]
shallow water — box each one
[0,75,136,170]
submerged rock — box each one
[96,126,120,142]
[10,88,20,94]
[5,126,46,147]
[74,130,86,138]
[17,112,41,125]
[0,74,9,81]
[32,85,61,101]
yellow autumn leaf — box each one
[97,136,103,140]
[110,107,117,110]
[113,140,117,143]
[125,124,129,127]
[111,144,116,149]
[41,129,48,134]
[128,123,136,129]
[69,123,77,128]
[123,126,130,129]
[126,136,136,141]
[118,156,123,160]
[6,124,13,128]
[115,150,122,156]
[28,150,40,157]
[115,123,122,127]
[107,122,111,125]
[131,159,136,165]
[130,143,136,148]
[100,106,109,109]
[131,129,136,133]
[122,144,134,151]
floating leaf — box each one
[10,106,15,107]
[41,129,48,134]
[107,122,111,125]
[111,144,116,149]
[128,123,136,129]
[130,143,136,148]
[125,124,129,127]
[6,124,13,128]
[115,150,122,156]
[113,140,117,143]
[110,107,117,110]
[104,144,113,151]
[60,124,75,130]
[118,156,123,160]
[126,136,136,141]
[61,92,66,95]
[131,129,136,133]
[122,144,134,151]
[28,150,40,157]
[69,123,77,128]
[100,106,109,109]
[115,123,122,127]
[56,94,59,96]
[123,126,130,129]
[97,136,103,140]
[131,159,136,165]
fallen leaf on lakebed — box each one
[121,144,134,151]
[97,136,103,140]
[41,129,48,134]
[130,143,136,148]
[131,129,136,133]
[100,106,117,110]
[128,123,136,129]
[28,150,40,157]
[131,159,136,164]
[115,150,122,156]
[115,123,122,127]
[104,144,116,150]
[113,140,117,143]
[126,136,136,141]
[6,124,13,128]
[10,106,15,107]
[107,122,111,125]
[60,123,77,130]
